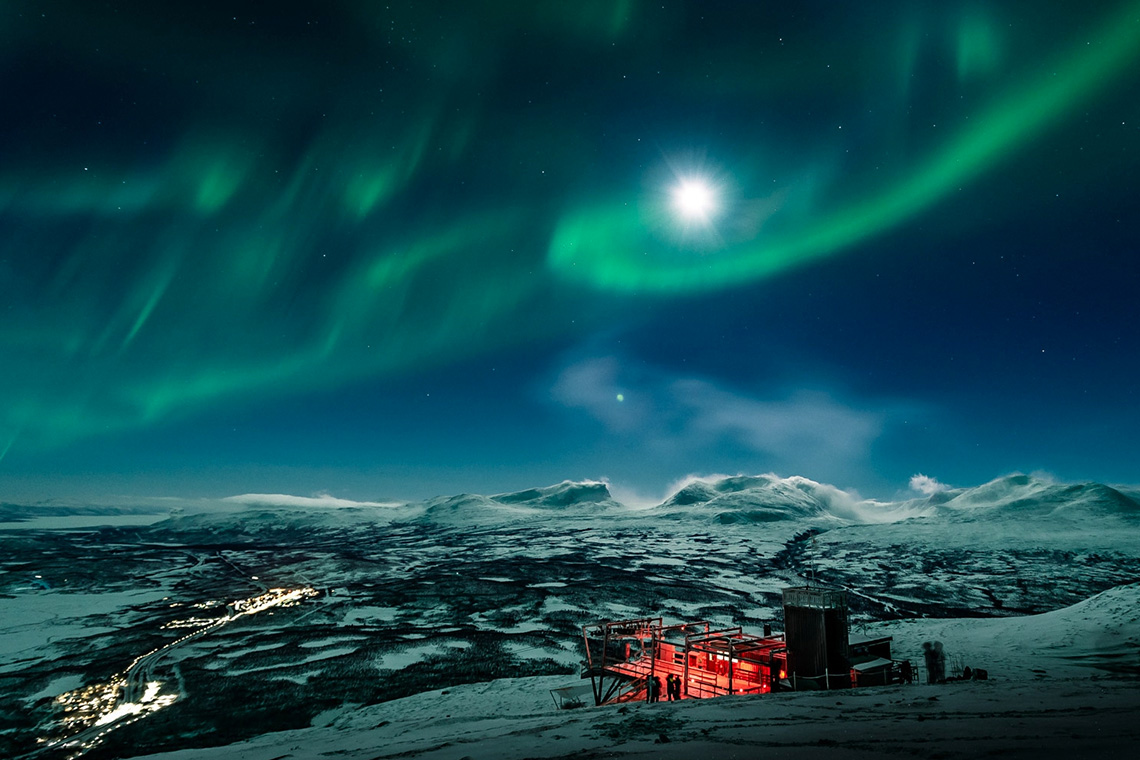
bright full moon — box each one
[672,179,717,221]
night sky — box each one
[2,1,1138,503]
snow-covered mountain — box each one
[647,472,1139,532]
[653,474,857,525]
[924,474,1140,520]
[494,480,616,508]
[8,473,1135,534]
[420,480,622,525]
[3,473,1138,760]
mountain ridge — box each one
[6,474,1137,533]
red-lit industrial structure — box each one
[580,586,903,706]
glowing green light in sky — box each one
[956,9,1003,82]
[1,1,1137,462]
[548,1,1140,293]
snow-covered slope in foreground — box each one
[131,583,1140,760]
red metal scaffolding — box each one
[581,617,788,706]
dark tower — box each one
[781,586,850,689]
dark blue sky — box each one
[2,1,1138,503]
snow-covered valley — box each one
[2,474,1138,758]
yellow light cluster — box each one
[39,587,318,754]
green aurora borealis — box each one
[2,1,1138,498]
[550,0,1140,291]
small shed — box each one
[850,657,896,687]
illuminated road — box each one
[25,587,317,760]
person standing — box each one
[923,642,938,684]
[666,674,678,701]
[933,642,946,684]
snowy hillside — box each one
[2,473,1138,759]
[652,474,860,525]
[493,480,617,508]
[124,583,1140,760]
[916,474,1140,521]
[420,480,622,525]
[650,472,1140,528]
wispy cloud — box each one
[669,378,881,463]
[549,354,886,477]
[223,493,402,509]
[550,356,650,434]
